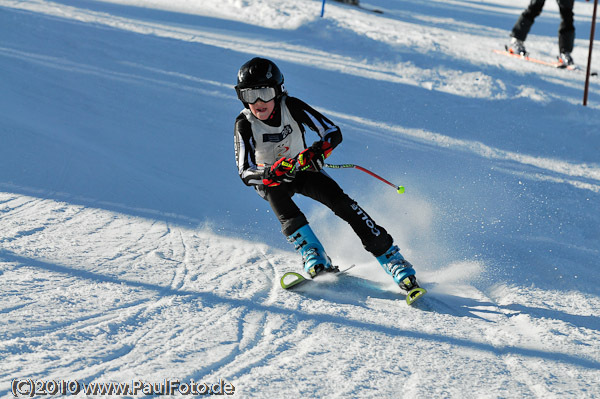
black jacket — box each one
[234,95,342,187]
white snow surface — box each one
[1,0,600,397]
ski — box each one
[493,48,571,69]
[405,287,427,306]
[280,271,307,289]
[331,0,383,14]
[358,4,384,14]
[280,264,355,290]
[493,48,598,76]
[280,265,427,306]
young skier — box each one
[233,57,421,293]
[507,0,575,66]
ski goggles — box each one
[238,86,277,104]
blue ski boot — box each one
[376,245,419,292]
[287,225,335,278]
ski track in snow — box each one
[1,0,600,397]
[1,192,599,396]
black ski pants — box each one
[511,0,575,53]
[261,170,393,257]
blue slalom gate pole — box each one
[321,0,326,17]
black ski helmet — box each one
[235,57,285,106]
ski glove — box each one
[262,157,297,187]
[297,141,333,172]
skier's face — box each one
[249,99,275,120]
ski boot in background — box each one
[287,224,336,278]
[376,244,426,305]
[557,52,574,68]
[506,37,527,56]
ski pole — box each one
[324,163,405,194]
